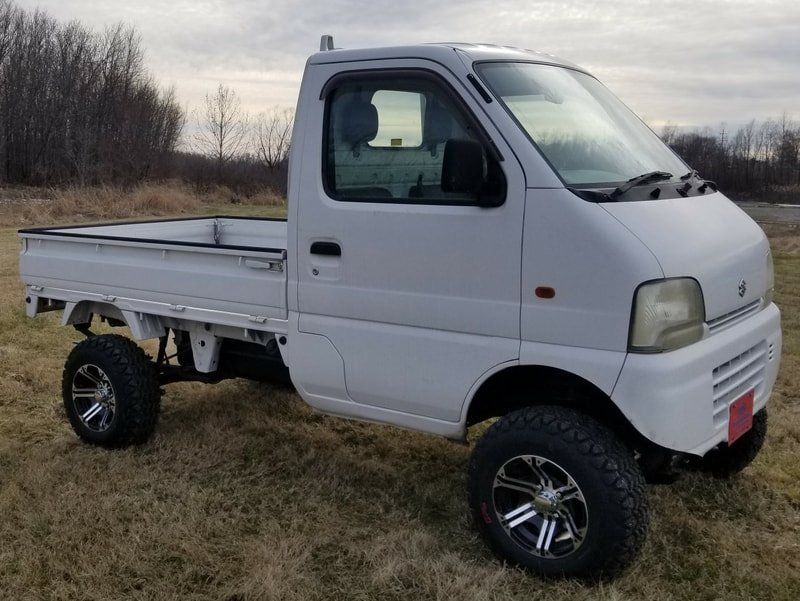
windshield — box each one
[475,62,687,186]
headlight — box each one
[629,278,705,352]
[764,250,775,306]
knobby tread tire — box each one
[467,405,649,580]
[62,334,161,448]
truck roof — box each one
[308,41,586,73]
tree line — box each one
[662,115,800,202]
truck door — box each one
[295,63,525,424]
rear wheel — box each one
[62,334,161,447]
[468,406,648,580]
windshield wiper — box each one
[609,171,673,200]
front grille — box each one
[712,341,768,427]
[707,299,762,334]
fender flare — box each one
[62,301,165,340]
[458,342,628,428]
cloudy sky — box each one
[23,0,800,130]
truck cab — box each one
[19,39,781,579]
[285,41,780,454]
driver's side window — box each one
[323,73,505,206]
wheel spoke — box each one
[559,507,586,544]
[555,484,583,503]
[535,516,555,552]
[72,387,97,399]
[81,402,103,422]
[494,469,539,496]
[77,366,103,386]
[538,516,558,553]
[508,509,538,529]
[98,408,111,429]
[500,502,538,528]
[526,458,553,488]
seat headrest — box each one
[340,97,379,147]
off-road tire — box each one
[699,409,767,478]
[468,406,649,580]
[62,334,161,447]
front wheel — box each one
[468,406,649,580]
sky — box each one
[22,0,800,131]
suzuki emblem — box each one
[738,279,747,297]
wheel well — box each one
[64,300,126,327]
[466,365,645,450]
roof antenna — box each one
[320,34,334,51]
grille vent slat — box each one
[711,341,767,427]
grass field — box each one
[0,195,798,600]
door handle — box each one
[310,241,341,256]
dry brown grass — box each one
[0,207,798,600]
[197,185,285,207]
[244,189,287,207]
[0,183,287,227]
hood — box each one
[601,193,770,321]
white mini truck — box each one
[19,39,782,579]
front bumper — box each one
[612,303,782,456]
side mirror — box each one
[442,139,483,194]
[441,139,505,207]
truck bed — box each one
[19,216,288,331]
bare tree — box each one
[253,107,294,172]
[660,122,678,146]
[193,84,249,177]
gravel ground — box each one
[738,202,800,225]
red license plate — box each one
[728,389,754,444]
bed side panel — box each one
[19,236,287,319]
